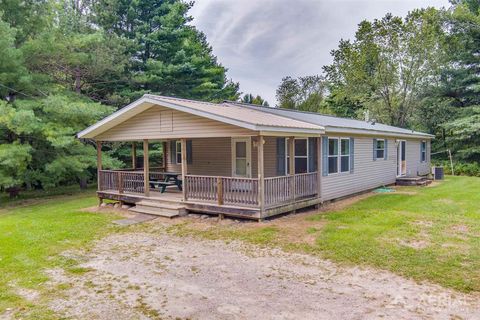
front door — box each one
[231,137,251,178]
[397,140,406,177]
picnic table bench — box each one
[149,172,182,193]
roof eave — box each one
[325,126,435,139]
[77,95,325,140]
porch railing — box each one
[294,172,318,199]
[264,172,318,207]
[99,170,318,209]
[185,175,259,207]
[98,170,147,194]
[264,175,292,207]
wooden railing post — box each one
[162,141,167,170]
[217,177,224,205]
[317,136,322,201]
[132,142,137,170]
[288,137,295,200]
[257,135,265,214]
[181,138,187,201]
[118,172,124,194]
[96,141,102,190]
[143,139,150,197]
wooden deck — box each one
[98,189,262,219]
[98,170,321,220]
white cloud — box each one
[190,0,450,105]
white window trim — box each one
[375,139,385,160]
[340,138,350,173]
[421,140,427,163]
[327,137,351,175]
[285,138,309,174]
[175,140,182,164]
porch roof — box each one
[77,95,326,139]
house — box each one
[77,94,433,220]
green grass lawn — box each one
[311,176,480,292]
[1,176,479,319]
[0,189,119,319]
[310,177,480,291]
[169,176,480,293]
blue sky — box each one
[190,0,450,105]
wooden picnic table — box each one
[150,172,182,193]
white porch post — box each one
[288,136,295,200]
[181,138,187,201]
[143,139,150,197]
[257,135,265,216]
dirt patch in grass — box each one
[46,231,480,320]
[411,220,434,228]
[398,239,430,250]
[163,192,373,247]
[451,224,470,234]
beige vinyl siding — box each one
[163,135,431,201]
[321,136,397,201]
[321,136,432,201]
[96,105,253,141]
[165,138,232,176]
[165,136,278,178]
[251,136,277,178]
[405,139,431,176]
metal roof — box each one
[77,94,433,139]
[77,95,325,139]
[224,101,434,139]
[145,95,324,130]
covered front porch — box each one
[96,136,322,220]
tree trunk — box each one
[79,177,88,189]
[6,187,20,198]
[75,67,81,94]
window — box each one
[285,138,309,174]
[421,141,426,162]
[375,139,385,159]
[328,138,339,174]
[327,138,350,174]
[175,140,182,164]
[340,138,350,172]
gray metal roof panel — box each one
[224,102,433,138]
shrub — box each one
[432,160,480,177]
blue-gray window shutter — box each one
[373,138,377,161]
[421,142,423,162]
[276,137,286,175]
[170,140,176,164]
[186,140,193,164]
[384,139,388,160]
[322,136,328,176]
[426,141,429,161]
[308,137,317,172]
[349,137,354,173]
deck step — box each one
[128,200,186,218]
[135,200,183,208]
[396,176,432,186]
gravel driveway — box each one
[48,230,480,320]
